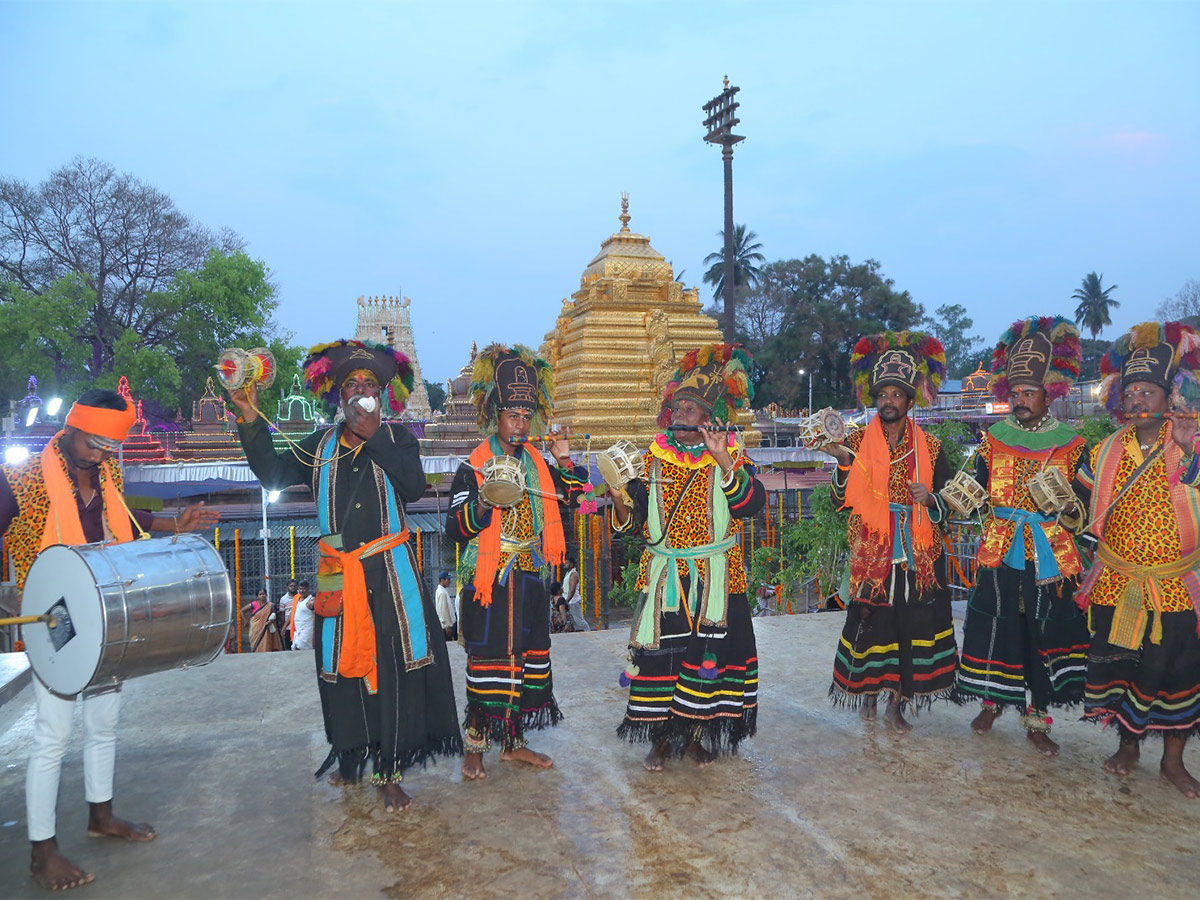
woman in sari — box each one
[242,588,282,652]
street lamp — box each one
[261,488,282,593]
[798,368,813,415]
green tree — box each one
[424,379,447,413]
[702,224,765,308]
[0,275,97,401]
[748,255,924,409]
[1072,272,1120,339]
[1078,337,1108,381]
[924,303,987,378]
[0,157,302,414]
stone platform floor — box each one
[0,612,1197,899]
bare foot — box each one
[883,700,913,735]
[461,751,487,781]
[86,801,155,842]
[326,771,348,787]
[684,740,717,768]
[378,783,412,812]
[1103,739,1140,776]
[859,695,877,723]
[1027,731,1060,757]
[643,745,666,772]
[971,706,1001,735]
[1160,759,1200,798]
[30,839,95,891]
[500,746,554,769]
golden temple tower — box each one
[540,195,758,448]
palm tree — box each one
[1073,272,1120,339]
[702,225,766,303]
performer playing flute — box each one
[1075,321,1200,797]
[609,344,765,771]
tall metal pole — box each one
[722,143,736,338]
[260,488,271,593]
[703,76,745,341]
[808,373,814,415]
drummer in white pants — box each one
[0,388,218,892]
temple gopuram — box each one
[421,342,484,457]
[355,295,432,419]
[540,195,759,448]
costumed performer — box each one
[609,344,765,771]
[445,344,589,781]
[953,316,1091,756]
[226,339,462,812]
[824,331,957,734]
[1075,321,1200,797]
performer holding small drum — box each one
[1,389,218,892]
[445,344,589,781]
[226,339,462,813]
[952,317,1091,756]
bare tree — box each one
[1156,279,1200,321]
[0,156,241,375]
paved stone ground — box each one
[0,612,1197,898]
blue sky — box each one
[2,0,1197,386]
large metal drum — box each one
[22,534,232,696]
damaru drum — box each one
[797,407,847,449]
[941,470,990,517]
[215,347,276,391]
[1027,466,1076,515]
[22,534,232,696]
[597,440,645,490]
[479,455,526,508]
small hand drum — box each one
[597,440,644,490]
[941,470,989,517]
[480,455,526,508]
[798,407,848,449]
[1027,466,1075,515]
[216,347,276,391]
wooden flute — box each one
[665,424,745,432]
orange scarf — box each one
[843,415,934,551]
[319,531,408,692]
[40,432,133,550]
[468,440,566,607]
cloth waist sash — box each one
[633,536,736,649]
[1098,543,1200,649]
[315,428,431,680]
[990,506,1060,581]
[318,530,408,690]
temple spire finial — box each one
[619,192,631,232]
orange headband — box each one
[65,401,136,442]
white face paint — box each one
[354,396,378,413]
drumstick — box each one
[0,612,57,628]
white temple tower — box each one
[354,295,432,419]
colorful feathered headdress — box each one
[656,343,754,428]
[988,316,1081,402]
[469,343,554,435]
[849,331,946,408]
[1099,321,1200,414]
[300,339,414,414]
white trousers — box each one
[26,679,121,841]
